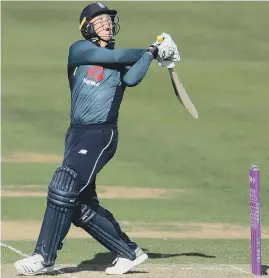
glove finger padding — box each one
[157,32,180,63]
[156,56,175,69]
[160,46,175,60]
[171,47,180,62]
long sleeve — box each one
[121,52,154,87]
[68,40,147,67]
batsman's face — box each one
[91,14,113,41]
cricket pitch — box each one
[1,263,257,277]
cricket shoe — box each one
[14,254,55,276]
[105,247,148,275]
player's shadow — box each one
[262,265,269,275]
[46,248,216,275]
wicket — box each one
[249,165,262,277]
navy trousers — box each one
[63,125,117,194]
[62,124,137,250]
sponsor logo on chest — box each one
[83,66,104,87]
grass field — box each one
[1,1,269,277]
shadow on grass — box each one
[46,248,216,275]
[262,265,268,275]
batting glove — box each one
[156,32,180,68]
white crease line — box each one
[1,242,29,257]
[229,265,252,275]
[1,242,70,276]
[158,265,251,273]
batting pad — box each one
[33,166,79,266]
[73,203,136,260]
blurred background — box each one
[1,1,269,273]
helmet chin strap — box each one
[90,36,115,50]
[90,33,114,48]
[98,36,111,43]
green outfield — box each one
[1,1,269,277]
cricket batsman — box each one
[14,2,179,276]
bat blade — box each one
[168,68,198,119]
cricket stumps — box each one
[249,164,262,277]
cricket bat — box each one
[156,35,199,119]
[168,67,198,119]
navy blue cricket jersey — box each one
[67,40,154,125]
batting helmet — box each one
[79,2,120,42]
